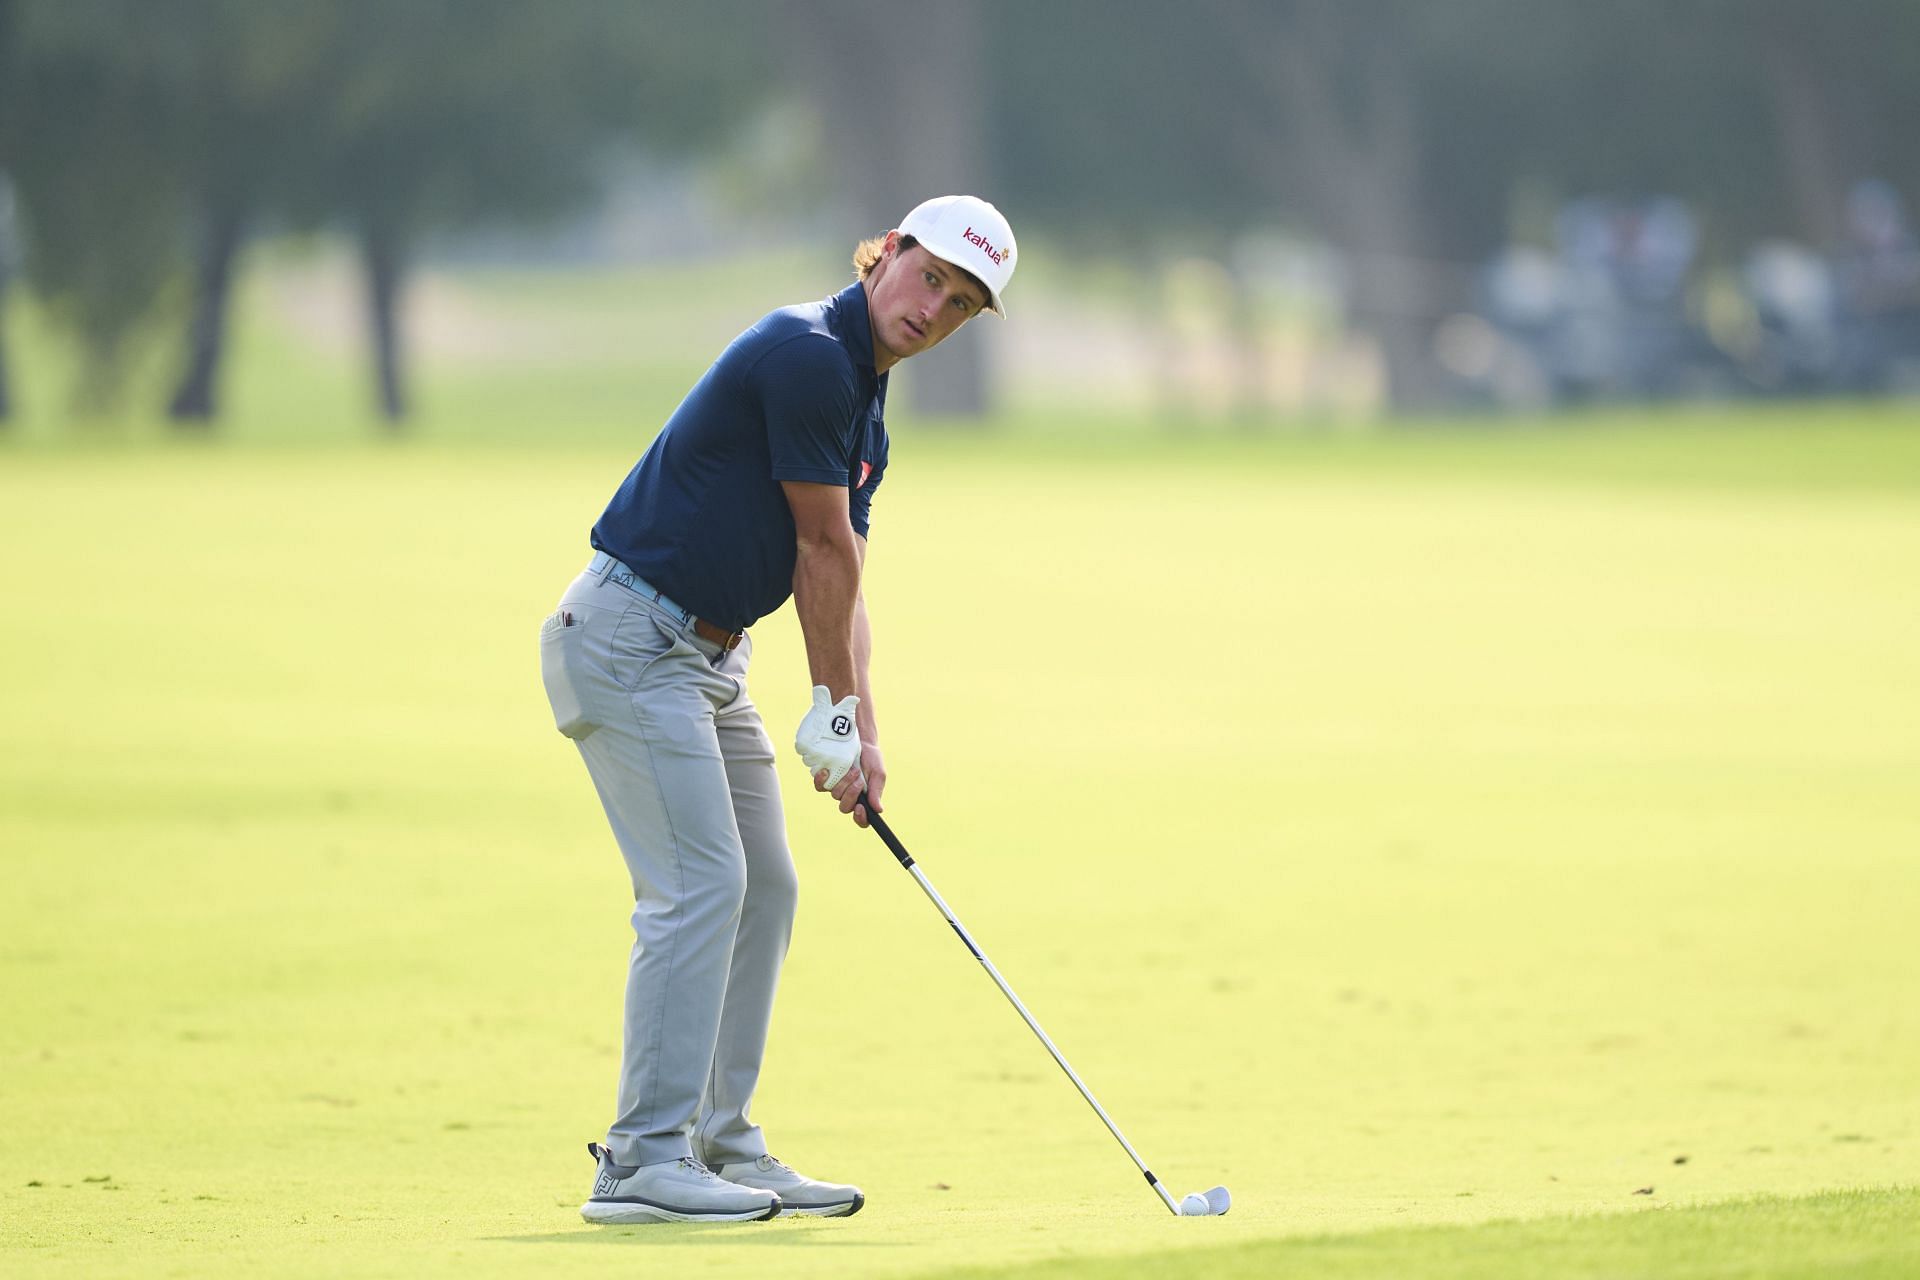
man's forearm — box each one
[853,593,878,745]
[792,531,861,701]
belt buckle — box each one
[692,615,743,652]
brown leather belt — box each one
[691,617,744,652]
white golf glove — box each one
[794,685,862,787]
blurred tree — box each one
[985,0,1277,418]
[0,175,14,425]
[992,0,1457,409]
[1,0,770,427]
[287,0,771,425]
[0,0,16,425]
[6,1,352,422]
[1417,1,1782,249]
[988,1,1273,247]
[1388,1,1919,256]
[290,1,596,423]
[988,0,1920,412]
[9,0,1919,427]
[3,0,193,416]
[1739,0,1920,248]
[1226,0,1449,407]
[162,2,353,423]
[780,0,996,419]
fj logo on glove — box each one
[831,715,852,736]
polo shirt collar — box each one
[833,281,878,371]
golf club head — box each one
[1177,1185,1231,1216]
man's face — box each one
[865,235,989,369]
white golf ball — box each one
[1179,1192,1210,1215]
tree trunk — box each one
[1231,0,1451,413]
[1767,57,1845,248]
[1754,20,1852,249]
[360,218,408,426]
[0,170,17,425]
[167,200,247,425]
[1298,1,1445,411]
[782,0,992,420]
[0,282,12,425]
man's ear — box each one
[868,229,904,285]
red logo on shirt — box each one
[857,460,874,488]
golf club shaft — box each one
[858,796,1182,1216]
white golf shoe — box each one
[579,1144,782,1224]
[714,1154,864,1218]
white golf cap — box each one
[898,194,1017,316]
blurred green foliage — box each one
[0,0,772,420]
[2,1,1919,423]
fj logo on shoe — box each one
[831,715,852,736]
[594,1170,618,1196]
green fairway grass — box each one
[949,1188,1920,1279]
[2,415,1917,1278]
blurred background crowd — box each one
[0,0,1916,429]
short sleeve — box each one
[752,334,858,486]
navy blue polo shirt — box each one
[590,281,890,632]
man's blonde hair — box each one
[852,233,917,279]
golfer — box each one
[539,196,1017,1224]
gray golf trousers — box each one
[539,554,796,1168]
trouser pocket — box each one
[540,608,597,739]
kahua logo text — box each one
[962,226,1010,266]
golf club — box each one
[856,793,1230,1218]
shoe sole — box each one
[778,1191,864,1219]
[581,1197,782,1225]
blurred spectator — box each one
[1457,195,1751,408]
[1614,197,1697,305]
[1545,194,1737,399]
[1838,179,1920,297]
[1833,179,1920,391]
[1743,240,1839,393]
[1460,246,1563,409]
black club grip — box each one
[857,793,914,869]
